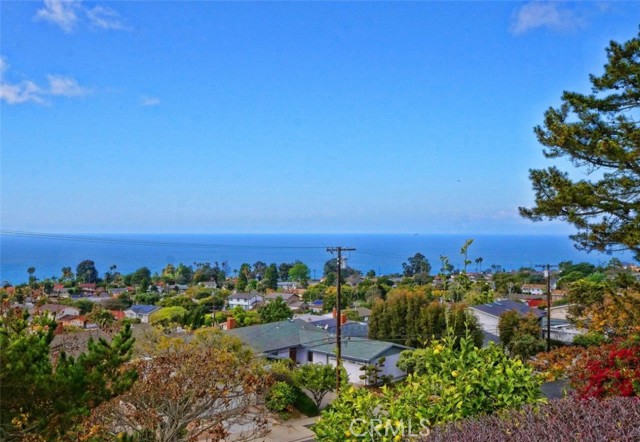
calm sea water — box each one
[0,233,635,285]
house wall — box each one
[379,350,406,381]
[274,346,309,365]
[470,309,500,336]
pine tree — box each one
[0,306,137,441]
[520,32,640,259]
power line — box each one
[0,230,328,250]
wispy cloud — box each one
[35,0,127,33]
[139,96,161,107]
[35,0,81,33]
[85,5,125,30]
[47,74,91,97]
[0,57,90,105]
[510,1,587,35]
[0,80,46,105]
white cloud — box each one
[35,0,81,33]
[47,74,91,97]
[0,81,46,105]
[35,0,127,33]
[139,96,161,107]
[0,57,8,75]
[0,57,90,105]
[510,1,586,35]
[85,5,124,30]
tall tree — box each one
[258,297,293,323]
[402,253,431,277]
[264,263,279,291]
[27,266,36,284]
[76,260,98,283]
[288,262,310,286]
[520,32,640,260]
[236,263,251,292]
[61,266,74,281]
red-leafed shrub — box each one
[425,397,640,442]
[570,339,640,399]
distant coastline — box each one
[1,233,635,285]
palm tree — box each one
[27,267,36,285]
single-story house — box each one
[277,281,301,292]
[36,304,81,320]
[469,299,545,337]
[124,304,160,323]
[108,287,129,296]
[57,314,89,328]
[227,319,409,385]
[521,284,546,296]
[352,307,372,322]
[540,317,585,344]
[308,299,324,313]
[227,292,263,310]
[79,283,97,294]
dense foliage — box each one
[265,381,298,412]
[425,397,640,442]
[368,289,483,348]
[314,333,543,441]
[498,311,545,359]
[0,305,137,441]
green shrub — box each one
[293,388,320,416]
[315,331,544,441]
[266,381,297,412]
[149,306,187,325]
[573,331,607,347]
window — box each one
[307,351,313,362]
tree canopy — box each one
[0,306,136,441]
[520,32,640,260]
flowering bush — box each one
[571,339,640,399]
[530,346,586,381]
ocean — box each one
[0,233,635,285]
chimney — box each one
[340,313,347,325]
[226,317,237,330]
[332,307,337,318]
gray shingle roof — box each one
[471,300,545,319]
[227,319,406,363]
[227,319,330,354]
[126,304,159,315]
[310,337,409,363]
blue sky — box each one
[1,1,639,234]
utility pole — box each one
[327,246,355,392]
[536,263,557,352]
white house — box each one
[521,284,546,296]
[227,292,263,310]
[227,319,410,385]
[469,299,545,337]
[124,304,160,323]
